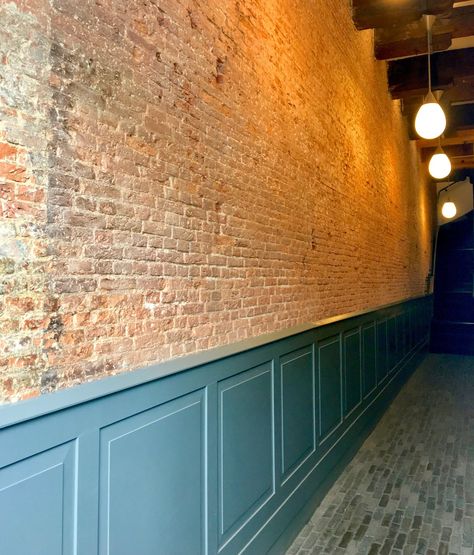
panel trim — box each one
[343,327,363,419]
[98,390,206,555]
[0,441,77,555]
[279,347,316,486]
[217,363,276,550]
[318,334,344,445]
[377,318,389,386]
[362,321,377,400]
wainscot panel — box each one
[0,295,432,555]
[362,323,377,398]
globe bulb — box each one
[429,150,451,179]
[441,201,456,219]
[415,95,447,140]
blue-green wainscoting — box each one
[0,295,432,555]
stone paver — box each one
[286,354,474,555]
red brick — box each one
[0,0,436,404]
[0,142,19,160]
[0,162,26,182]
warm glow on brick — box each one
[0,0,435,403]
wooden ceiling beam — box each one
[388,47,474,98]
[421,154,474,169]
[400,81,474,110]
[423,156,474,169]
[446,102,474,130]
[420,142,474,161]
[374,6,474,60]
[450,155,474,169]
[443,81,474,104]
[417,128,474,147]
[352,0,454,31]
[352,3,474,152]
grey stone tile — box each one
[286,355,474,555]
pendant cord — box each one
[427,15,432,94]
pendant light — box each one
[429,144,451,179]
[441,200,457,219]
[438,180,460,220]
[414,16,447,140]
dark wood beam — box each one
[388,47,474,98]
[417,128,474,147]
[421,150,474,169]
[401,81,474,115]
[439,81,474,105]
[450,155,474,169]
[420,142,474,161]
[448,102,474,130]
[375,6,474,60]
[352,0,454,31]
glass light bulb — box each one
[441,201,457,219]
[429,151,451,179]
[415,102,447,140]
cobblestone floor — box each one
[286,354,474,555]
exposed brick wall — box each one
[0,0,436,403]
[0,2,53,400]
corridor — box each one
[287,354,474,555]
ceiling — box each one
[352,0,474,170]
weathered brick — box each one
[0,0,436,403]
[0,162,27,183]
[0,142,19,160]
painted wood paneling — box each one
[362,323,377,397]
[377,319,388,383]
[0,442,76,555]
[344,329,362,415]
[280,348,315,479]
[397,314,406,360]
[99,391,206,555]
[218,363,275,545]
[387,316,398,373]
[318,335,343,440]
[0,296,432,555]
[405,311,412,354]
